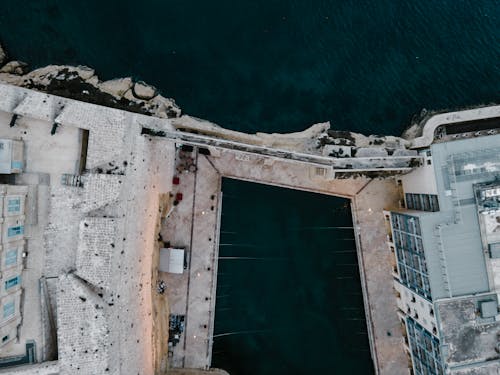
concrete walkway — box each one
[411,105,500,149]
[160,150,222,370]
[160,128,417,173]
[352,179,409,375]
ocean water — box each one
[0,1,498,374]
[0,1,498,135]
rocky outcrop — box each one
[99,77,133,99]
[0,60,28,75]
[0,43,180,119]
[0,43,5,65]
[132,80,157,100]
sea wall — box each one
[0,43,416,162]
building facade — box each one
[386,133,500,374]
[0,184,27,348]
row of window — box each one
[399,263,432,300]
[392,214,432,300]
[0,198,23,339]
[391,213,422,236]
[393,230,424,255]
[406,193,440,212]
[406,317,444,375]
[395,245,428,275]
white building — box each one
[0,139,24,174]
[0,184,27,348]
[386,128,500,374]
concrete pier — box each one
[352,180,409,374]
[162,143,409,374]
[0,82,411,374]
[160,150,223,369]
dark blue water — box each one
[0,1,498,134]
[215,180,370,374]
[0,2,498,374]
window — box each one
[7,198,20,213]
[3,301,15,318]
[2,335,9,343]
[404,193,440,212]
[5,276,20,290]
[5,249,17,267]
[7,225,24,237]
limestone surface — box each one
[132,80,157,100]
[99,77,133,99]
[0,60,28,75]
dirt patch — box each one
[152,194,173,375]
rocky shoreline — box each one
[0,42,441,161]
[0,43,181,119]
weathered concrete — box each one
[352,179,409,375]
[207,148,369,198]
[411,105,500,149]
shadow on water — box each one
[213,179,374,375]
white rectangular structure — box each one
[3,194,26,217]
[159,248,185,274]
[0,240,25,273]
[2,216,25,244]
[0,139,24,174]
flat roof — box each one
[400,135,500,300]
[437,294,500,369]
[159,248,184,274]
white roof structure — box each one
[159,248,184,274]
[0,139,23,174]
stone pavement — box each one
[352,179,409,375]
[160,150,222,370]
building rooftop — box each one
[437,294,500,370]
[402,134,500,300]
